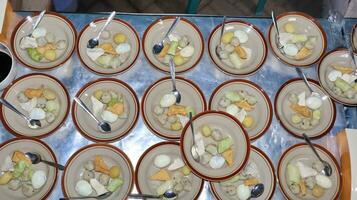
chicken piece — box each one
[331,63,355,74]
[167,105,186,116]
[98,43,117,55]
[294,47,312,60]
[24,87,44,99]
[290,104,312,118]
[235,101,254,111]
[235,45,247,59]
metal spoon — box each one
[20,10,46,44]
[302,133,333,176]
[271,10,285,54]
[59,191,112,200]
[129,190,177,199]
[74,97,111,133]
[215,16,226,58]
[25,152,65,170]
[152,17,181,55]
[295,68,321,99]
[189,112,200,162]
[249,183,265,199]
[169,57,181,104]
[0,97,41,129]
[87,11,116,49]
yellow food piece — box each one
[173,55,185,66]
[94,90,103,100]
[331,63,355,74]
[222,148,233,167]
[44,49,57,61]
[171,122,183,131]
[98,43,117,55]
[284,23,295,33]
[244,178,259,186]
[235,45,247,59]
[158,44,170,58]
[109,166,121,178]
[36,43,56,55]
[312,184,325,198]
[12,151,31,165]
[290,104,312,118]
[113,33,126,44]
[94,155,109,174]
[235,101,254,111]
[107,103,124,115]
[294,47,312,60]
[221,31,234,44]
[0,172,13,185]
[168,105,186,116]
[299,179,307,196]
[201,124,212,137]
[181,165,191,175]
[242,115,254,128]
[150,169,170,181]
[43,89,56,100]
[24,87,44,98]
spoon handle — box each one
[295,68,314,94]
[32,10,46,31]
[41,160,65,170]
[74,97,101,124]
[128,194,161,199]
[95,11,116,40]
[303,133,325,163]
[162,16,181,41]
[169,57,177,91]
[218,16,227,43]
[0,97,30,122]
[271,11,280,38]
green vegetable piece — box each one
[201,125,212,137]
[107,98,119,108]
[218,137,233,153]
[220,174,241,186]
[291,34,308,43]
[13,161,29,178]
[291,114,302,124]
[225,91,242,102]
[335,77,352,92]
[312,110,321,120]
[106,178,123,192]
[27,48,43,62]
[94,90,104,100]
[287,163,301,184]
[97,54,113,67]
[185,107,195,117]
[167,41,179,56]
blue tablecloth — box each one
[0,12,356,199]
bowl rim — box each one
[209,145,276,200]
[11,11,77,71]
[179,110,251,181]
[71,78,140,142]
[0,73,70,138]
[274,78,336,139]
[277,143,342,200]
[267,11,327,67]
[141,76,207,140]
[61,143,134,199]
[352,24,357,53]
[0,137,59,200]
[142,16,204,74]
[76,18,140,76]
[134,141,204,198]
[207,20,268,76]
[317,48,357,106]
[208,79,273,141]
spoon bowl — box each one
[19,10,46,45]
[25,152,65,170]
[250,183,264,199]
[152,17,181,55]
[169,57,181,104]
[87,11,116,49]
[215,16,226,58]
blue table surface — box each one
[0,12,356,200]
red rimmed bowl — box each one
[209,79,272,141]
[318,49,357,106]
[274,78,336,139]
[135,141,204,199]
[11,12,76,70]
[268,12,327,67]
[277,143,341,200]
[0,137,58,200]
[61,144,134,200]
[180,111,250,181]
[72,78,139,143]
[77,18,140,75]
[142,76,206,140]
[142,17,204,73]
[210,146,276,200]
[352,24,357,52]
[0,73,70,138]
[208,20,267,76]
